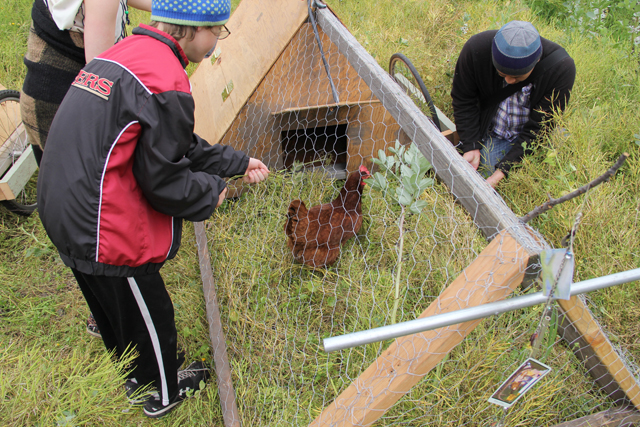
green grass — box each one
[1,0,639,425]
[0,0,30,90]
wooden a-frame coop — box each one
[189,0,640,426]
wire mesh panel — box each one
[192,5,640,426]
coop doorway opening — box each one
[280,124,348,179]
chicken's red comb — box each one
[359,165,370,175]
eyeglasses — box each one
[212,25,231,40]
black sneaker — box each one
[86,313,101,338]
[125,378,153,405]
[143,361,210,418]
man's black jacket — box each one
[451,30,576,174]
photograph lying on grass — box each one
[489,358,553,408]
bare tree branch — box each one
[521,152,629,223]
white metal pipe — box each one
[323,268,640,353]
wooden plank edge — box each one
[440,129,459,146]
[0,145,36,201]
[272,99,381,116]
[194,221,242,427]
[558,295,640,410]
[558,307,629,405]
[551,406,640,427]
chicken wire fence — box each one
[194,6,640,427]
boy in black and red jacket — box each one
[37,0,269,418]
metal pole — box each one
[323,268,640,353]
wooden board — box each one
[0,87,36,201]
[557,296,640,408]
[190,0,309,146]
[272,102,371,132]
[272,100,380,116]
[441,129,459,146]
[310,231,530,427]
[0,144,36,201]
[551,407,640,427]
[194,222,241,427]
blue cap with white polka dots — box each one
[151,0,230,26]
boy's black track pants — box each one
[71,269,178,406]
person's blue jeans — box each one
[479,133,514,177]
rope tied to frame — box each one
[307,0,340,105]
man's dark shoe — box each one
[143,361,210,418]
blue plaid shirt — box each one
[491,83,533,142]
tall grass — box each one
[0,0,30,90]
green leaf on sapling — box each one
[409,200,428,214]
[411,160,422,175]
[396,187,413,206]
[419,177,434,191]
[368,173,388,192]
[401,176,417,194]
[415,155,432,173]
[400,164,413,179]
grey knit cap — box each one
[492,21,542,75]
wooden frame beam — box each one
[551,406,640,426]
[194,222,242,427]
[557,296,640,408]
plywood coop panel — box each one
[191,1,401,177]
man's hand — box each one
[486,169,505,188]
[462,149,481,170]
[243,158,270,184]
[216,187,228,208]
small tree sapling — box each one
[366,140,434,324]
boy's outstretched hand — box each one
[216,187,228,208]
[243,158,270,184]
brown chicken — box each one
[284,165,371,268]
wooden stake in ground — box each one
[194,221,241,427]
